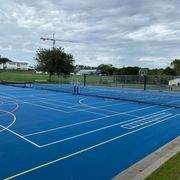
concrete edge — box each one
[113,136,180,180]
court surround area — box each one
[0,84,179,179]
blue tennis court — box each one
[0,84,180,179]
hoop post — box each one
[139,68,148,90]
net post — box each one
[72,85,79,95]
[76,85,79,95]
[73,85,76,95]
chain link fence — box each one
[66,74,180,92]
[0,70,179,92]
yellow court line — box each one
[0,110,16,133]
[4,113,179,180]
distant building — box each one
[34,70,48,74]
[76,69,100,75]
[74,65,97,74]
[0,63,4,70]
[168,78,180,86]
[4,62,29,70]
[28,66,35,71]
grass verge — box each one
[145,152,180,180]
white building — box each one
[0,63,4,70]
[76,69,99,75]
[168,78,180,86]
[4,62,29,70]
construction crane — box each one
[40,33,81,48]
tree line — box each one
[1,48,180,79]
[97,60,180,76]
[32,48,180,77]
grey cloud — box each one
[0,0,180,68]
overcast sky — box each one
[0,0,180,68]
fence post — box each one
[144,75,147,90]
[84,74,86,86]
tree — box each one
[149,68,164,75]
[0,55,12,64]
[163,67,176,76]
[97,64,117,75]
[35,47,74,80]
[171,59,180,75]
[117,66,140,75]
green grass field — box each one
[0,70,49,81]
[0,70,179,92]
[0,70,72,83]
[146,152,180,180]
[0,70,83,84]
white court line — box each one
[80,87,180,107]
[31,94,134,111]
[0,124,40,148]
[1,94,137,117]
[1,89,111,116]
[23,105,173,137]
[40,97,131,113]
[39,113,180,148]
[72,97,126,107]
[36,95,80,102]
[36,101,78,111]
[0,93,130,118]
[121,113,172,129]
[8,92,70,98]
[3,90,175,119]
[4,113,180,180]
[32,96,81,106]
[75,98,117,107]
[0,91,77,104]
[0,96,70,113]
[37,100,108,116]
[51,97,135,114]
[0,94,109,116]
[67,101,135,114]
[19,93,81,104]
[74,98,135,114]
[20,101,69,113]
[24,102,106,116]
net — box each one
[77,85,180,108]
[1,80,32,88]
[33,83,77,94]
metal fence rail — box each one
[67,75,180,92]
[1,71,179,92]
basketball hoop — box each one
[139,68,148,77]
